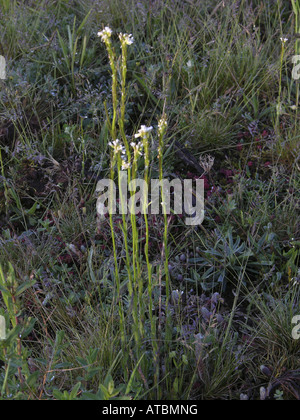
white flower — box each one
[158,115,168,134]
[108,139,124,154]
[98,26,113,43]
[121,159,131,170]
[187,59,193,68]
[134,125,153,139]
[119,33,134,45]
[130,141,143,155]
[280,37,288,43]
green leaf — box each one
[125,353,144,395]
[15,280,36,297]
[108,379,115,395]
[53,389,65,400]
[81,390,104,400]
[99,384,110,400]
[26,201,39,216]
[21,317,36,339]
[26,371,40,388]
[70,382,81,399]
[77,10,92,35]
[173,377,179,394]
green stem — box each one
[0,147,9,216]
[143,137,159,391]
[105,41,118,141]
[109,157,125,346]
[130,154,141,351]
[276,43,285,131]
[158,127,171,398]
[120,44,131,159]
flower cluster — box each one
[135,125,153,139]
[98,27,135,47]
[121,159,131,170]
[98,26,113,43]
[130,141,144,156]
[108,139,125,155]
[158,115,168,136]
[119,33,134,46]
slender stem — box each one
[120,43,131,159]
[143,135,159,391]
[130,153,141,350]
[276,42,285,131]
[158,118,171,397]
[1,358,11,397]
[105,41,118,141]
[118,160,133,297]
[0,147,9,216]
[11,294,24,386]
[292,0,300,107]
[109,156,125,347]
